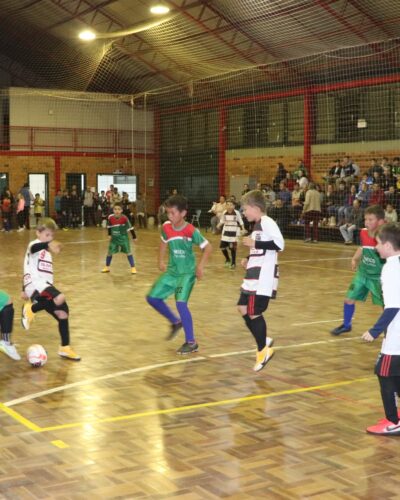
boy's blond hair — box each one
[241,190,266,212]
[36,217,57,232]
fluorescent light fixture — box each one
[78,30,97,41]
[150,5,170,15]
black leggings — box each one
[378,375,400,424]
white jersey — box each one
[381,255,400,355]
[23,239,53,297]
[220,209,243,243]
[241,215,284,297]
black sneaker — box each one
[331,324,352,335]
[166,321,183,341]
[176,342,199,354]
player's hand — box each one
[351,259,358,271]
[49,240,62,254]
[159,262,167,272]
[242,236,255,248]
[196,265,204,280]
[241,258,248,269]
[361,331,375,342]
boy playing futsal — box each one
[239,190,284,372]
[362,223,400,435]
[146,194,212,354]
[102,202,137,274]
[0,291,20,360]
[217,200,244,269]
[21,218,81,360]
[331,205,386,335]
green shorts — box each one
[0,290,10,312]
[346,273,383,306]
[148,272,196,302]
[108,238,131,255]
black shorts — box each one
[32,286,62,303]
[375,353,400,377]
[220,241,237,249]
[237,293,269,315]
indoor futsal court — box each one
[1,0,400,498]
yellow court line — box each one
[36,376,373,433]
[0,402,42,432]
[282,262,354,275]
[51,440,69,448]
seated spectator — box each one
[331,181,347,225]
[358,172,373,191]
[356,181,371,209]
[290,184,303,223]
[293,160,307,180]
[385,203,398,223]
[381,166,396,193]
[157,202,168,227]
[277,181,291,206]
[242,184,250,196]
[339,199,364,245]
[209,195,227,233]
[368,183,385,206]
[385,185,400,212]
[321,183,336,224]
[339,184,357,225]
[285,172,296,191]
[324,159,342,184]
[338,156,356,186]
[391,157,400,180]
[228,194,239,209]
[272,163,288,191]
[367,158,383,177]
[268,199,288,231]
[262,184,276,212]
[297,171,309,190]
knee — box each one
[54,309,68,320]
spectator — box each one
[385,203,398,223]
[19,182,34,230]
[338,156,356,186]
[111,187,122,206]
[70,188,82,228]
[381,167,396,193]
[369,183,385,207]
[302,183,321,243]
[356,181,371,209]
[268,199,289,231]
[339,199,364,245]
[290,184,303,223]
[262,185,276,211]
[339,184,357,224]
[83,186,95,226]
[277,181,291,206]
[16,193,25,231]
[33,193,45,227]
[122,192,133,224]
[285,172,296,191]
[297,171,309,190]
[293,160,307,180]
[209,195,227,233]
[1,192,12,232]
[60,190,71,230]
[54,190,62,226]
[358,172,373,191]
[324,159,342,184]
[368,158,383,176]
[272,163,288,191]
[135,194,147,229]
[385,185,400,212]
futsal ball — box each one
[26,344,47,367]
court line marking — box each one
[35,376,374,433]
[5,337,359,407]
[0,402,42,431]
[51,440,69,449]
[282,263,354,274]
[280,257,350,263]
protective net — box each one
[0,0,399,241]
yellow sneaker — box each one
[101,267,110,273]
[131,266,137,274]
[58,345,81,361]
[21,301,35,330]
[253,346,274,372]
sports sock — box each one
[1,333,10,343]
[176,301,195,343]
[249,315,267,351]
[0,303,14,334]
[221,249,230,262]
[147,296,180,324]
[127,254,135,267]
[31,301,47,314]
[58,318,70,346]
[242,313,252,329]
[343,303,355,328]
[230,248,237,265]
[106,255,112,266]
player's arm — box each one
[158,240,167,272]
[351,247,362,271]
[196,241,212,280]
[362,308,400,342]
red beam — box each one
[303,92,313,176]
[54,154,61,191]
[218,107,227,196]
[154,110,160,210]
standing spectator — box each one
[54,190,62,226]
[339,184,357,225]
[60,190,71,230]
[33,193,45,227]
[83,187,95,226]
[111,187,122,207]
[121,192,132,224]
[19,183,34,230]
[1,192,12,232]
[70,188,82,228]
[302,183,321,243]
[268,199,289,231]
[16,193,25,231]
[135,194,147,229]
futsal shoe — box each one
[0,341,21,361]
[176,342,198,354]
[230,264,236,270]
[101,266,110,273]
[331,324,352,335]
[266,337,274,348]
[224,261,231,268]
[366,420,400,436]
[21,301,35,330]
[304,238,312,243]
[131,267,137,275]
[58,345,81,361]
[253,346,274,372]
[166,321,183,341]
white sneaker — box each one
[17,227,25,232]
[0,340,21,361]
[266,337,274,348]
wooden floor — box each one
[0,226,398,499]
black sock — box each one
[230,248,236,265]
[32,302,47,314]
[222,249,230,262]
[59,319,70,346]
[249,315,267,351]
[242,313,252,329]
[0,303,14,334]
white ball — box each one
[27,344,47,367]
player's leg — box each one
[0,292,20,360]
[220,241,230,267]
[102,240,117,272]
[230,242,237,269]
[175,275,197,354]
[122,239,136,274]
[367,375,400,435]
[331,275,368,335]
[147,274,182,339]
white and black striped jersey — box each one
[23,239,53,298]
[220,209,244,243]
[241,215,284,297]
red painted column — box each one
[154,110,161,211]
[218,107,227,196]
[54,154,61,192]
[303,91,313,178]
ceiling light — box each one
[78,30,97,41]
[150,5,170,15]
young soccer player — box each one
[331,205,386,335]
[217,200,244,269]
[33,193,45,226]
[0,291,20,360]
[102,203,137,274]
[239,190,284,372]
[146,194,212,354]
[21,218,81,360]
[361,223,400,435]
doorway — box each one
[66,173,86,196]
[28,173,49,216]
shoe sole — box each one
[366,428,400,436]
[58,354,81,361]
[176,346,199,355]
[254,349,275,372]
[0,346,21,361]
[330,329,351,336]
[21,305,30,330]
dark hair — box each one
[378,223,400,250]
[165,194,188,212]
[364,205,385,220]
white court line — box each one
[4,357,206,407]
[63,239,108,245]
[292,319,343,326]
[4,336,358,407]
[280,257,350,263]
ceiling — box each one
[0,0,399,101]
